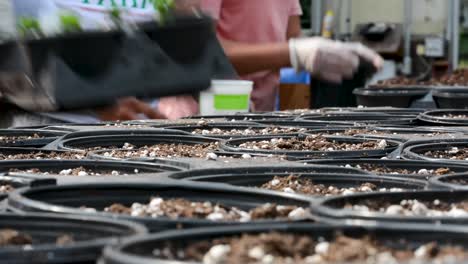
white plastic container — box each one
[200,80,253,115]
[0,0,16,42]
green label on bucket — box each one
[214,94,249,110]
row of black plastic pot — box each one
[354,86,468,109]
[5,167,468,263]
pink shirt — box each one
[201,0,302,111]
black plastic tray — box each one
[8,182,312,232]
[167,166,426,194]
[311,190,468,225]
[221,135,400,159]
[57,128,192,141]
[303,159,468,179]
[0,213,145,264]
[353,87,429,108]
[433,88,468,109]
[101,222,468,264]
[0,130,66,148]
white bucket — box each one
[199,80,253,115]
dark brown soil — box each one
[192,127,306,136]
[237,136,387,152]
[9,166,129,176]
[0,151,86,161]
[0,134,43,144]
[95,142,219,159]
[0,185,14,194]
[350,164,453,176]
[424,147,468,160]
[345,198,468,217]
[156,232,467,263]
[447,178,468,185]
[260,175,380,195]
[103,197,306,222]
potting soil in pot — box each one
[192,127,307,137]
[238,136,388,151]
[9,167,136,176]
[261,175,402,196]
[0,134,42,144]
[86,197,309,222]
[155,232,467,263]
[94,142,219,159]
[346,198,468,217]
[425,147,468,160]
[0,151,86,161]
[0,184,14,194]
[345,164,453,176]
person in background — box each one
[11,0,198,125]
[200,0,384,111]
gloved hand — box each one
[289,37,384,84]
[157,95,199,120]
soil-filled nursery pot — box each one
[0,147,87,161]
[418,109,468,126]
[56,135,220,159]
[304,159,468,179]
[403,141,468,163]
[183,114,292,121]
[221,135,399,159]
[164,123,309,139]
[305,126,460,142]
[433,88,468,109]
[102,223,468,264]
[297,112,417,126]
[0,130,66,148]
[167,167,427,196]
[310,190,468,226]
[353,87,429,108]
[0,160,181,179]
[58,129,192,142]
[8,183,312,232]
[0,213,145,264]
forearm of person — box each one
[219,38,291,75]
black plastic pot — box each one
[0,160,181,180]
[0,213,145,264]
[433,88,468,109]
[429,174,468,190]
[101,222,468,264]
[418,109,468,126]
[311,190,468,225]
[167,166,426,193]
[58,129,191,141]
[297,112,417,126]
[56,135,220,152]
[0,130,66,148]
[353,87,429,108]
[304,159,468,179]
[8,183,312,232]
[403,141,468,163]
[165,123,308,139]
[221,135,399,159]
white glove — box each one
[289,37,384,83]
